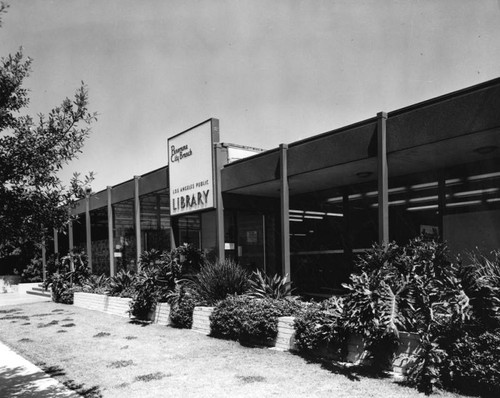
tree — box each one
[0,3,96,262]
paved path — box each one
[0,293,78,397]
[0,341,79,397]
[0,293,50,307]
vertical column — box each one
[68,220,74,251]
[214,143,225,260]
[42,238,47,281]
[107,186,115,276]
[85,192,92,272]
[134,176,142,265]
[438,172,446,242]
[280,144,291,277]
[53,229,59,255]
[342,192,352,260]
[377,112,389,245]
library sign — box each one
[167,119,218,216]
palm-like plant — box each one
[247,269,293,299]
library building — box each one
[48,78,500,296]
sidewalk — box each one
[0,292,50,307]
[0,293,77,397]
[0,341,79,397]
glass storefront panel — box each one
[72,214,86,253]
[113,199,137,272]
[140,190,171,253]
[90,208,109,276]
[443,166,500,258]
[177,214,201,248]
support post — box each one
[134,176,141,266]
[68,220,74,251]
[280,144,291,277]
[214,143,225,261]
[85,192,92,272]
[107,186,115,276]
[53,229,59,255]
[438,172,446,241]
[42,240,47,282]
[377,112,389,245]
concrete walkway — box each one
[0,341,80,397]
[0,292,50,307]
[0,293,78,397]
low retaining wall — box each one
[74,292,131,318]
[191,306,214,334]
[0,275,21,293]
[17,282,41,295]
[275,316,296,351]
[73,292,172,325]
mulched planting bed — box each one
[0,301,471,398]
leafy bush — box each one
[167,286,196,329]
[129,270,158,320]
[80,274,109,294]
[294,297,345,354]
[43,272,74,304]
[342,237,466,372]
[106,269,136,298]
[247,269,293,299]
[210,295,303,342]
[42,251,91,304]
[184,259,250,305]
[21,257,43,282]
[459,251,500,330]
[443,330,500,396]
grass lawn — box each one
[0,301,471,398]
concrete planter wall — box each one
[152,302,171,326]
[0,275,21,293]
[74,292,132,318]
[73,292,172,325]
[17,282,41,295]
[191,306,214,334]
[274,316,296,351]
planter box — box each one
[392,332,421,375]
[274,316,297,351]
[0,275,21,293]
[191,306,214,335]
[73,292,172,325]
[152,302,171,326]
[346,332,421,374]
[74,292,132,318]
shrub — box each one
[43,272,74,304]
[342,237,466,372]
[210,295,303,342]
[168,286,196,329]
[80,274,109,294]
[129,270,158,320]
[185,259,250,305]
[42,251,91,304]
[21,257,43,282]
[106,269,136,298]
[443,330,500,397]
[459,251,500,330]
[294,296,345,354]
[247,269,293,299]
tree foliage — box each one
[0,3,96,258]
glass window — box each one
[72,214,86,252]
[140,190,171,252]
[177,214,201,248]
[90,208,109,276]
[113,199,137,272]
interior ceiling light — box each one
[325,212,343,217]
[468,171,500,181]
[304,215,323,220]
[454,188,499,198]
[473,145,498,155]
[356,171,373,178]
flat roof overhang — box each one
[221,78,500,198]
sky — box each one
[2,0,500,192]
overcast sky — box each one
[2,0,500,192]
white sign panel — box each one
[168,120,217,216]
